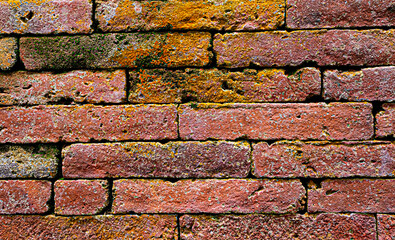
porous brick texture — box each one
[1,0,394,238]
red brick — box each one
[112,179,305,214]
[20,33,212,70]
[96,0,284,31]
[0,180,51,214]
[0,105,177,143]
[181,213,376,239]
[63,141,250,178]
[324,67,395,101]
[55,180,108,215]
[129,68,321,103]
[214,30,395,68]
[376,103,395,138]
[253,141,395,178]
[0,0,92,34]
[179,103,373,141]
[308,179,395,213]
[287,0,395,29]
[0,215,177,239]
[0,37,17,70]
[0,145,59,178]
[378,214,395,240]
[0,70,126,105]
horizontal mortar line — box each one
[0,101,381,107]
[2,25,394,37]
[53,176,395,181]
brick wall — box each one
[0,0,394,239]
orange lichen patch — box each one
[129,68,320,103]
[0,38,17,70]
[110,32,211,68]
[97,0,284,31]
[0,215,178,239]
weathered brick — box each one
[253,141,395,178]
[0,145,58,178]
[112,179,305,214]
[0,0,92,34]
[287,0,395,29]
[378,214,395,240]
[20,33,212,70]
[179,103,373,141]
[324,67,395,101]
[214,30,395,68]
[0,37,17,70]
[63,141,250,178]
[55,180,108,215]
[129,68,321,103]
[0,105,177,143]
[0,70,126,105]
[181,213,376,239]
[96,0,284,31]
[0,215,177,239]
[309,179,395,213]
[0,180,51,214]
[376,103,395,138]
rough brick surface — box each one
[0,215,177,239]
[129,68,321,103]
[96,0,284,31]
[287,0,395,29]
[0,145,58,178]
[378,214,395,240]
[0,37,17,70]
[0,70,126,105]
[0,0,92,34]
[179,103,373,140]
[0,180,51,214]
[181,213,376,239]
[20,33,212,70]
[324,67,395,101]
[214,30,395,68]
[112,179,305,214]
[55,180,108,215]
[376,103,395,138]
[253,141,395,178]
[63,141,250,178]
[0,105,177,143]
[308,179,395,213]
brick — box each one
[129,68,321,103]
[0,215,177,239]
[287,0,395,29]
[112,179,305,214]
[181,213,376,239]
[0,145,58,178]
[0,180,51,214]
[253,141,395,178]
[55,180,108,215]
[0,0,92,34]
[324,67,395,101]
[179,103,373,141]
[0,38,17,70]
[214,30,395,68]
[63,141,250,178]
[0,70,126,105]
[308,179,395,213]
[0,105,177,143]
[96,0,284,31]
[376,103,395,138]
[20,33,212,70]
[378,214,395,240]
